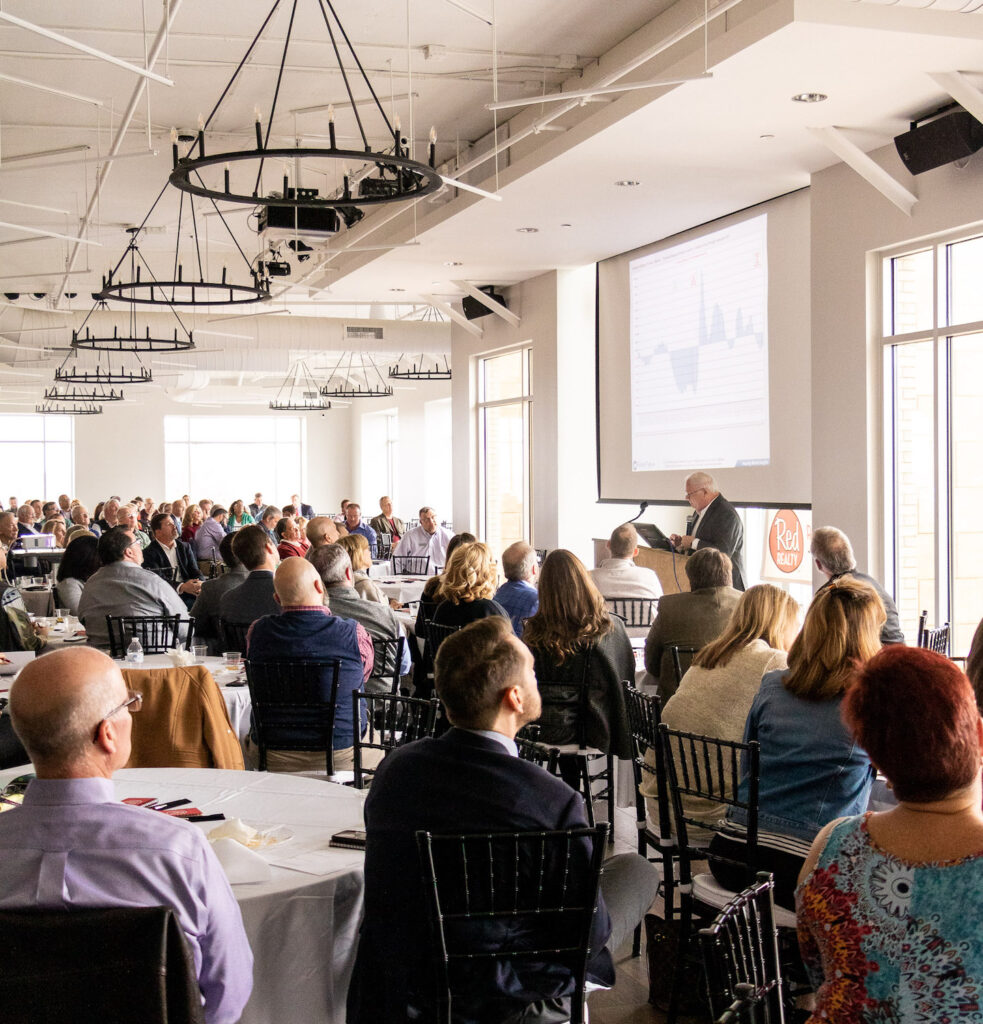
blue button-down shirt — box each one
[0,777,253,1024]
[348,521,378,558]
[493,578,539,636]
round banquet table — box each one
[0,765,366,1024]
[372,575,428,606]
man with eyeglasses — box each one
[669,471,746,591]
[0,647,253,1023]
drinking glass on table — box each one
[223,651,242,672]
[192,644,208,664]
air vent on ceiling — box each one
[345,326,385,340]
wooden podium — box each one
[591,540,690,595]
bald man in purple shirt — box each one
[0,647,253,1024]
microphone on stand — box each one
[627,500,648,524]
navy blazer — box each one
[689,493,746,590]
[142,538,203,583]
[347,728,613,1022]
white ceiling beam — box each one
[452,281,520,328]
[424,296,483,338]
[928,71,983,127]
[485,72,713,112]
[0,11,174,87]
[0,71,103,107]
[0,221,102,246]
[808,126,917,216]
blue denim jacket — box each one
[732,669,874,842]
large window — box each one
[360,408,398,507]
[477,348,532,557]
[0,414,74,500]
[883,232,983,653]
[164,415,304,503]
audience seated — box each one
[304,515,341,557]
[195,506,228,565]
[190,533,249,655]
[342,503,378,558]
[0,558,45,652]
[797,646,983,1023]
[590,522,663,602]
[218,525,280,627]
[246,558,374,772]
[116,503,150,549]
[811,525,904,644]
[348,616,660,1022]
[522,549,633,765]
[336,534,384,603]
[78,527,190,650]
[275,516,309,560]
[644,584,799,840]
[40,517,65,548]
[248,493,264,519]
[55,534,101,616]
[432,541,511,631]
[0,511,18,553]
[368,495,404,542]
[95,498,119,533]
[710,576,885,909]
[142,512,204,608]
[0,647,253,1021]
[643,548,741,698]
[311,544,412,690]
[180,504,203,543]
[290,494,315,520]
[258,505,280,546]
[71,504,100,537]
[226,498,254,532]
[494,541,540,635]
[16,504,39,537]
[393,506,453,567]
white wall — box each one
[810,142,983,577]
[350,377,452,524]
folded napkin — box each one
[166,648,195,667]
[209,837,272,884]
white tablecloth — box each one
[0,765,366,1024]
[372,576,428,606]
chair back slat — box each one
[392,554,431,576]
[106,614,191,658]
[245,658,341,774]
[669,644,700,688]
[415,826,608,1024]
[424,621,460,665]
[660,723,761,887]
[605,597,659,628]
[370,635,406,693]
[352,691,441,788]
[699,873,786,1024]
[218,619,250,654]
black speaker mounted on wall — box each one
[462,285,507,320]
[894,107,983,175]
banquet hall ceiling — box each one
[2,0,983,406]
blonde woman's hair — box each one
[182,503,201,529]
[521,549,612,663]
[693,584,800,670]
[784,576,885,701]
[438,541,497,604]
[337,532,370,570]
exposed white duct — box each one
[850,0,983,10]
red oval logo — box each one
[768,510,804,574]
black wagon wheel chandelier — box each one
[36,398,103,416]
[388,353,451,381]
[320,350,393,399]
[167,0,441,213]
[43,383,126,403]
[270,359,333,411]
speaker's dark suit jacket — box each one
[347,729,613,1023]
[142,538,203,583]
[217,570,280,625]
[688,494,746,590]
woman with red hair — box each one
[796,645,983,1023]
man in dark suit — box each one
[368,495,405,543]
[670,471,746,590]
[218,525,280,626]
[141,512,203,608]
[811,526,904,644]
[644,547,741,698]
[289,493,315,520]
[348,617,659,1023]
[189,532,249,655]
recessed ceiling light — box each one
[615,179,641,187]
[759,133,775,141]
[791,92,827,103]
[389,287,405,292]
[560,223,572,228]
[443,260,462,267]
[516,227,539,233]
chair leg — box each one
[579,756,596,827]
[632,921,642,958]
[666,897,692,1024]
[606,754,615,844]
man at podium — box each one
[669,472,745,591]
